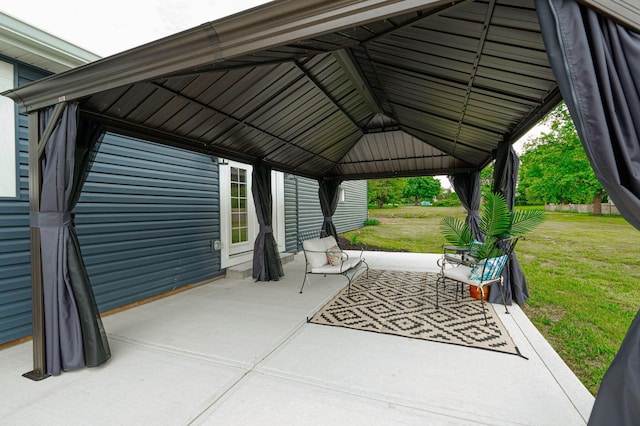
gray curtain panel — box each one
[492,143,518,208]
[67,117,110,368]
[251,162,284,281]
[450,171,484,242]
[588,310,640,425]
[36,103,110,375]
[536,0,640,422]
[536,0,640,230]
[491,144,528,306]
[318,178,342,240]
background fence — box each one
[545,203,620,215]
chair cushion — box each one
[470,255,507,281]
[303,238,330,268]
[311,256,361,274]
[321,236,339,250]
[442,265,474,284]
[303,236,343,269]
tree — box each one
[435,188,460,206]
[368,178,406,208]
[519,104,606,213]
[402,176,441,205]
[480,163,494,197]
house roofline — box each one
[0,11,100,73]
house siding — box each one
[0,62,47,344]
[335,180,368,232]
[74,135,222,313]
[0,60,223,344]
[284,176,367,251]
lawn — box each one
[341,206,640,395]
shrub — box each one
[364,219,380,226]
[433,198,461,207]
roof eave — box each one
[0,11,100,73]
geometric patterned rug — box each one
[309,269,523,356]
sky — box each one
[2,0,548,189]
[2,0,271,57]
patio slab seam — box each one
[106,333,252,370]
[185,312,318,424]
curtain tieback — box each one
[260,225,273,233]
[30,211,73,228]
[323,216,333,222]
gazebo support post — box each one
[23,111,50,381]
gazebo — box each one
[3,0,640,422]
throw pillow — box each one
[470,255,507,281]
[326,245,343,266]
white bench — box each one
[298,232,368,294]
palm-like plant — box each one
[439,216,472,249]
[439,192,544,260]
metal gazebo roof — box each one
[4,0,638,180]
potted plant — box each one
[439,192,545,299]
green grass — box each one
[342,207,640,395]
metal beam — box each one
[333,49,383,114]
[23,111,49,381]
[452,0,497,157]
[331,166,476,181]
[149,81,339,166]
[293,59,363,130]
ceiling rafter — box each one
[358,0,472,45]
[370,58,545,106]
[333,166,475,181]
[390,101,503,137]
[332,49,383,115]
[362,44,398,118]
[149,81,337,166]
[400,123,493,164]
[293,59,363,131]
[452,0,497,157]
[293,127,362,173]
[82,110,256,163]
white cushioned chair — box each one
[298,231,368,294]
[436,238,520,324]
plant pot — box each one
[469,285,489,300]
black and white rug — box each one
[309,269,522,356]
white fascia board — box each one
[0,11,100,72]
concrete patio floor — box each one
[0,251,594,425]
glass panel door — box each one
[230,167,249,245]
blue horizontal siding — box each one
[0,59,223,343]
[0,62,44,342]
[284,176,367,251]
[75,133,222,314]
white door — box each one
[220,161,258,267]
[220,160,285,268]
